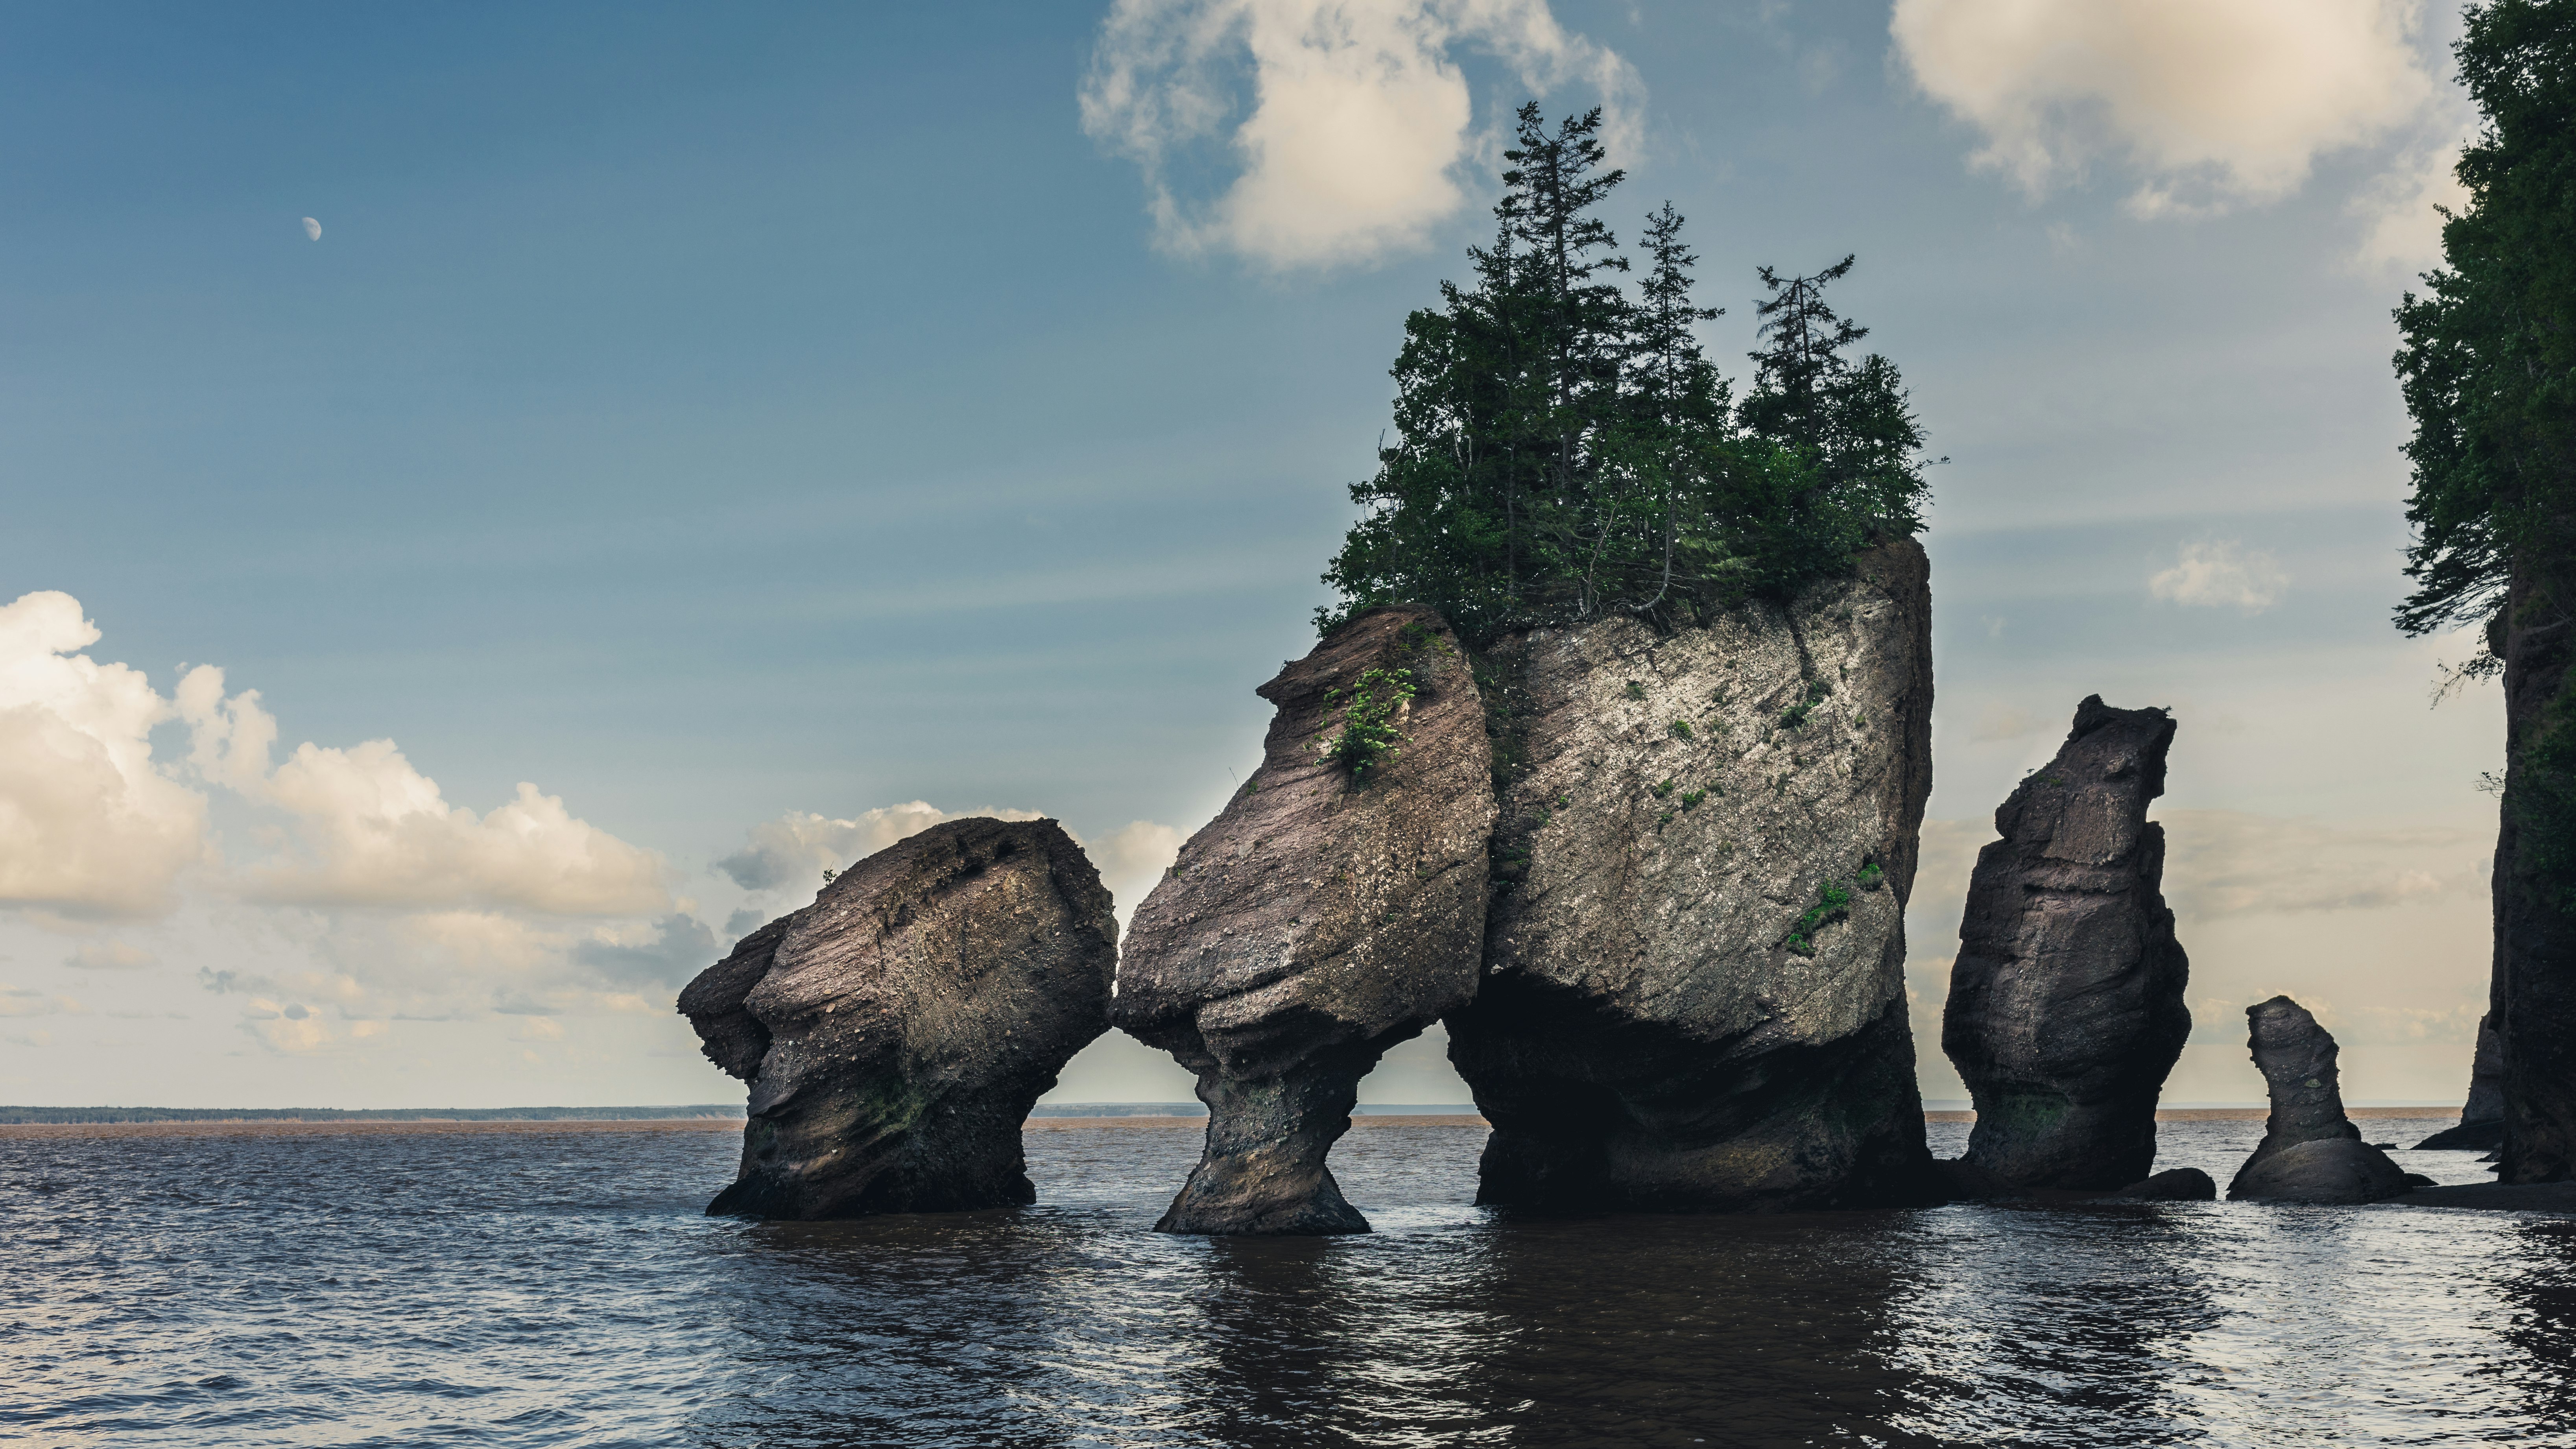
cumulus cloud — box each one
[716,801,1046,893]
[2349,127,2474,271]
[573,914,721,988]
[175,667,668,916]
[2149,539,2287,614]
[1088,819,1186,923]
[1891,0,2443,218]
[0,591,212,917]
[1081,0,1641,268]
[66,940,155,971]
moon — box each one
[302,217,321,241]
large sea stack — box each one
[1447,539,1939,1212]
[2487,576,2576,1182]
[2227,995,2410,1204]
[678,817,1117,1219]
[1115,605,1495,1235]
[1940,697,2189,1191]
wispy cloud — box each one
[2149,538,2287,614]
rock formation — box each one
[1446,539,1939,1212]
[1939,697,2190,1191]
[2417,1012,2506,1150]
[2226,995,2410,1204]
[2484,573,2576,1183]
[1115,605,1495,1235]
[679,817,1116,1219]
[2104,1167,2216,1202]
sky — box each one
[0,0,2503,1109]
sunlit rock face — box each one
[2227,995,2409,1204]
[1941,696,2189,1192]
[679,817,1116,1220]
[1447,540,1940,1213]
[1115,605,1494,1236]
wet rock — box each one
[1115,605,1494,1235]
[679,817,1116,1219]
[1447,540,1940,1212]
[1939,696,2188,1192]
[2227,996,2409,1204]
[2230,1138,2413,1205]
[2417,1013,2506,1150]
[2104,1167,2216,1202]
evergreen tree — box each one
[1320,107,1932,640]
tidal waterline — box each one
[3,1118,2564,1447]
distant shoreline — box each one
[0,1105,2464,1139]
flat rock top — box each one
[1485,541,1932,1044]
[1116,605,1493,1044]
[1981,695,2174,873]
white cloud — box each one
[66,940,155,971]
[1081,0,1642,268]
[1891,0,2442,218]
[0,987,84,1017]
[0,592,212,918]
[175,666,669,916]
[2157,809,2485,921]
[2149,539,2287,613]
[1089,819,1185,925]
[2349,129,2473,271]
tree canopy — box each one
[1318,104,1932,641]
[2395,0,2576,650]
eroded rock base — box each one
[1155,1044,1384,1236]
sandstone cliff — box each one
[680,817,1116,1219]
[1447,539,1939,1211]
[1115,605,1495,1235]
[1940,696,2189,1191]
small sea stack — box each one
[1940,696,2189,1192]
[1446,539,1940,1212]
[2416,1012,2505,1150]
[678,817,1116,1220]
[1114,605,1495,1236]
[2227,995,2410,1204]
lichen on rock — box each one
[678,816,1116,1219]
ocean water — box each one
[2,1118,2564,1448]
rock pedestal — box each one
[1115,605,1495,1235]
[1939,697,2190,1191]
[1446,540,1940,1212]
[2227,995,2410,1204]
[678,817,1116,1219]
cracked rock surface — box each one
[1446,540,1939,1212]
[1940,696,2190,1191]
[1115,605,1495,1235]
[678,817,1116,1219]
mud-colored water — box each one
[3,1117,2560,1447]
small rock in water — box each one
[2103,1167,2216,1201]
[2227,996,2410,1204]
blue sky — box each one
[0,0,2503,1107]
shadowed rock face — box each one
[1115,605,1495,1235]
[1940,696,2189,1191]
[678,817,1116,1220]
[2105,1167,2216,1202]
[2417,1013,2506,1150]
[1447,540,1939,1212]
[2227,995,2408,1203]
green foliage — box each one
[1668,718,1694,739]
[1858,860,1884,891]
[1679,788,1707,809]
[1318,105,1933,642]
[1650,777,1675,798]
[1318,666,1417,781]
[1779,677,1832,729]
[1624,679,1648,700]
[1785,880,1855,956]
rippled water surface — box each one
[4,1118,2568,1447]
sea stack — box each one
[2417,1012,2506,1150]
[2483,570,2576,1182]
[678,817,1117,1219]
[1115,605,1495,1235]
[2227,995,2410,1204]
[1446,539,1939,1212]
[1939,696,2190,1191]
